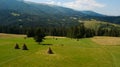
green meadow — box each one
[0,34,120,67]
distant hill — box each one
[81,11,106,17]
[84,20,120,32]
[0,0,120,27]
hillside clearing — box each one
[45,36,66,38]
[0,33,26,38]
[92,36,120,45]
[0,34,120,67]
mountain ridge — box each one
[0,0,119,27]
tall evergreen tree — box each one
[34,28,45,44]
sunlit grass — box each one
[0,34,120,67]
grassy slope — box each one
[92,36,120,67]
[84,20,120,30]
[0,34,120,67]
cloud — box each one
[63,0,105,10]
[41,0,105,10]
[43,0,62,5]
[25,0,105,10]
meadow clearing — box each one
[0,33,120,67]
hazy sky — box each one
[24,0,120,16]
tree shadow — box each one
[42,44,53,46]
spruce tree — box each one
[34,28,45,44]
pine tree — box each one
[26,28,35,37]
[34,28,45,44]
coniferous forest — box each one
[0,21,120,40]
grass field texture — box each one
[0,34,120,67]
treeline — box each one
[0,23,120,39]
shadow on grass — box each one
[42,44,53,46]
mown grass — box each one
[0,34,120,67]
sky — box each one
[24,0,120,16]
